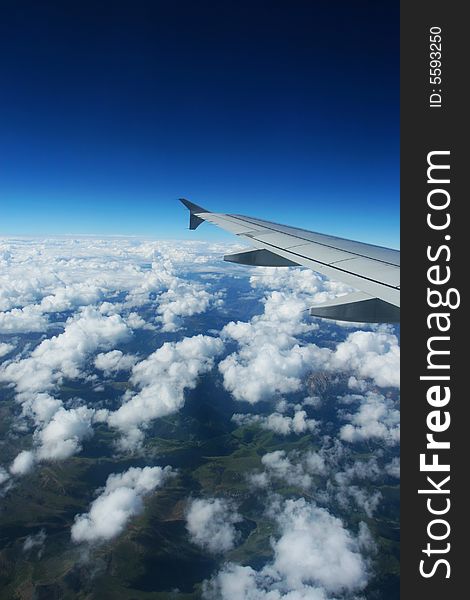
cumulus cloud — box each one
[10,450,36,475]
[107,334,224,448]
[0,305,49,333]
[205,498,370,599]
[339,392,400,446]
[0,308,132,470]
[35,406,95,460]
[0,307,131,404]
[186,498,242,553]
[261,450,312,489]
[71,466,174,544]
[94,350,137,374]
[337,487,382,519]
[232,407,318,436]
[0,342,15,358]
[329,329,400,388]
[219,291,329,404]
[385,457,400,478]
[156,280,213,332]
[0,237,233,337]
[218,270,399,404]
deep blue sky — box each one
[0,1,399,247]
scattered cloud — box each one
[219,270,399,405]
[10,450,36,476]
[107,334,224,448]
[71,466,174,544]
[329,329,400,388]
[0,467,11,485]
[385,457,400,478]
[23,529,47,557]
[186,497,242,553]
[261,450,312,489]
[205,498,370,599]
[339,392,400,446]
[94,350,138,374]
[232,406,318,436]
[35,406,95,461]
[0,341,16,358]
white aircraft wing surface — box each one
[180,199,400,323]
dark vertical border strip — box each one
[401,1,466,597]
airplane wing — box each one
[180,199,400,323]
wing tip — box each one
[179,198,209,230]
[179,198,209,214]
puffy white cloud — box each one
[0,342,15,358]
[219,272,399,405]
[219,290,331,404]
[232,408,318,436]
[0,305,49,333]
[304,450,328,476]
[94,350,137,374]
[249,267,352,300]
[71,466,174,543]
[0,237,235,335]
[107,334,224,447]
[0,308,131,470]
[261,451,312,489]
[186,498,242,553]
[35,406,95,461]
[339,392,400,446]
[10,450,36,476]
[337,487,382,519]
[385,457,400,478]
[329,329,400,388]
[205,498,369,599]
[156,280,213,332]
[0,307,131,402]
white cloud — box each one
[329,329,400,388]
[94,350,137,374]
[219,272,399,405]
[35,406,95,461]
[261,451,312,489]
[205,498,369,599]
[339,392,400,446]
[385,457,400,478]
[156,280,213,332]
[23,529,47,555]
[0,308,131,470]
[0,237,234,335]
[107,334,224,447]
[304,450,328,476]
[0,307,131,403]
[232,408,318,436]
[0,342,15,358]
[338,487,382,519]
[0,467,11,485]
[10,450,36,476]
[0,305,49,333]
[219,291,329,404]
[71,465,174,543]
[186,498,242,553]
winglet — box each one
[179,198,210,230]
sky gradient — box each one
[0,1,399,247]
